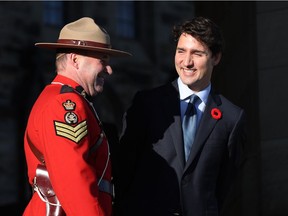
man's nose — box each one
[105,65,113,74]
[184,55,194,66]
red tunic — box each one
[23,75,112,216]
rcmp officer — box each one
[23,17,131,216]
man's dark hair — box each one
[173,17,224,56]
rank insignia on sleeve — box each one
[63,100,76,111]
[65,112,78,124]
[54,120,88,143]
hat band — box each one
[57,39,111,49]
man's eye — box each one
[193,52,204,57]
[193,51,208,57]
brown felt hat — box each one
[35,17,131,57]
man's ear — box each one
[213,52,222,66]
[69,53,79,69]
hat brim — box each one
[35,42,131,57]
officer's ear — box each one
[68,53,79,69]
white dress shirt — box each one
[177,77,210,127]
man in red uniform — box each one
[23,17,131,216]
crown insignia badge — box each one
[63,100,76,111]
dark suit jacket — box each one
[114,80,246,216]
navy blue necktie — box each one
[182,94,199,161]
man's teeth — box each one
[184,69,195,73]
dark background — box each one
[0,1,287,216]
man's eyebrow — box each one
[191,49,208,55]
[176,47,208,54]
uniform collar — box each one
[52,75,91,101]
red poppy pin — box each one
[211,108,222,120]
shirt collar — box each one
[177,77,210,104]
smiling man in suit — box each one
[114,17,247,216]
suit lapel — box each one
[184,91,222,170]
[161,81,185,169]
[170,112,185,169]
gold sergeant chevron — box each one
[54,120,88,143]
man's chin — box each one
[95,86,104,94]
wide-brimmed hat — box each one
[35,17,131,57]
